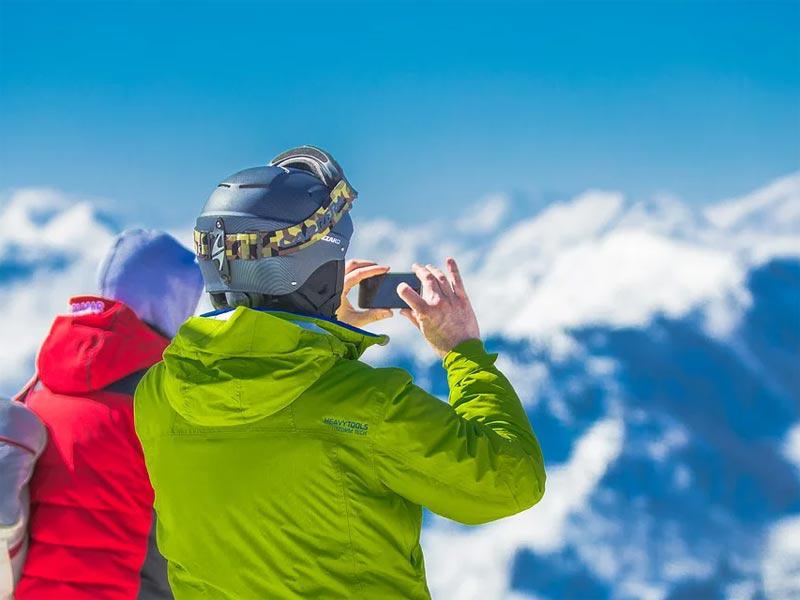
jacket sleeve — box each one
[371,339,545,525]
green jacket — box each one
[134,308,545,599]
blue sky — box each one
[1,0,798,228]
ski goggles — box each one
[193,146,357,262]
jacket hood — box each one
[161,308,388,427]
[38,296,168,394]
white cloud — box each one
[762,515,800,599]
[0,188,115,395]
[705,172,800,232]
[353,171,800,359]
[645,425,689,463]
[5,173,797,390]
[500,229,746,338]
[494,354,550,409]
[0,187,110,257]
[673,464,692,490]
[0,191,214,396]
[456,193,510,234]
[783,422,800,473]
[422,416,624,599]
[1,174,798,596]
[726,580,758,600]
[4,171,797,406]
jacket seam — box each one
[149,427,373,439]
[502,479,522,512]
[331,445,364,597]
[374,443,517,505]
[367,386,392,490]
[367,436,381,490]
[365,376,519,505]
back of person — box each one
[136,309,417,597]
[136,308,542,599]
[134,148,546,599]
[16,230,203,599]
[17,298,167,599]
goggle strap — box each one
[194,179,355,262]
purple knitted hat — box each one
[97,229,203,337]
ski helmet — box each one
[193,146,356,317]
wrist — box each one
[442,338,487,367]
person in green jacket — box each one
[134,146,545,599]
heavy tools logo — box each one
[322,417,369,436]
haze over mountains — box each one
[1,174,798,599]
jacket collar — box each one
[201,307,389,357]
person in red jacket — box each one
[15,229,203,599]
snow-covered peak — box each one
[350,172,800,360]
[1,177,798,599]
[705,171,800,232]
[2,174,798,386]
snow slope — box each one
[1,173,798,599]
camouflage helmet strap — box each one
[193,178,355,263]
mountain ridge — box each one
[1,175,798,599]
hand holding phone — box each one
[358,273,422,309]
[338,258,480,357]
[395,259,481,357]
[336,260,395,328]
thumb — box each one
[362,308,393,325]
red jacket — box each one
[16,297,168,599]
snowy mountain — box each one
[1,174,798,599]
[352,174,800,599]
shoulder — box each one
[132,361,169,439]
[134,362,166,399]
[328,359,412,398]
[292,359,414,432]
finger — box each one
[342,264,390,293]
[400,308,420,329]
[345,259,378,274]
[361,308,393,325]
[426,264,453,297]
[345,264,390,284]
[412,263,442,298]
[446,257,466,297]
[397,282,427,313]
[337,295,354,312]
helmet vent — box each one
[284,163,316,176]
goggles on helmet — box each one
[193,146,356,267]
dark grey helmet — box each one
[194,146,356,317]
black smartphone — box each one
[358,273,421,309]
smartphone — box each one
[358,273,421,309]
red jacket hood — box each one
[37,296,168,394]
